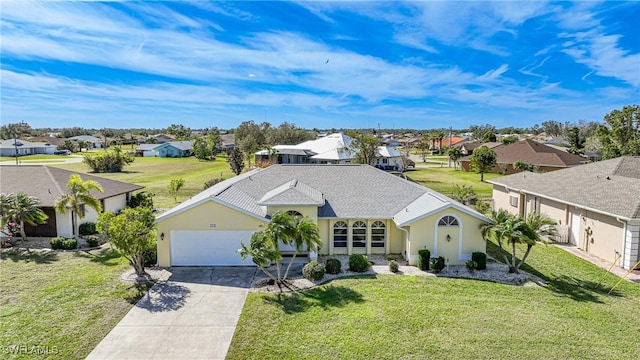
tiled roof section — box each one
[489,157,640,219]
[258,180,324,206]
[0,165,143,207]
[491,139,585,167]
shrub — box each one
[143,248,157,267]
[466,260,477,273]
[417,249,430,270]
[302,261,325,281]
[389,260,399,273]
[204,178,223,190]
[325,258,342,274]
[472,252,487,270]
[50,236,65,250]
[84,235,100,247]
[430,256,445,273]
[78,222,97,236]
[62,238,77,250]
[128,191,154,209]
[83,149,134,173]
[348,254,370,272]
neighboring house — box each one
[68,135,103,148]
[26,136,64,147]
[488,157,640,270]
[545,137,570,147]
[0,165,143,238]
[459,139,587,174]
[0,139,57,157]
[153,134,176,144]
[255,133,404,169]
[440,136,468,149]
[155,164,489,267]
[136,141,193,157]
[457,141,500,156]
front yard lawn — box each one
[51,156,234,209]
[406,166,502,199]
[0,247,148,359]
[228,241,640,359]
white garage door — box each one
[170,230,255,266]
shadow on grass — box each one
[75,247,123,266]
[0,248,59,264]
[486,241,622,302]
[262,284,365,314]
[129,281,190,311]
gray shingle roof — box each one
[488,156,640,220]
[157,164,488,225]
[0,165,143,207]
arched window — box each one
[352,221,367,248]
[438,215,459,226]
[333,221,348,248]
[287,210,303,218]
[371,221,386,248]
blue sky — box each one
[1,1,638,130]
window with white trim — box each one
[509,196,519,207]
[352,221,367,248]
[333,221,348,248]
[371,221,386,248]
[438,215,459,226]
[286,210,303,218]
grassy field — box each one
[228,240,640,360]
[51,156,234,209]
[0,247,150,360]
[0,154,82,162]
[405,166,502,199]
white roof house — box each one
[0,139,58,157]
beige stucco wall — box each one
[405,208,486,266]
[156,200,267,267]
[55,212,74,238]
[581,211,624,265]
[492,185,521,216]
[530,196,568,226]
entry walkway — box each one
[555,245,640,283]
[87,267,256,360]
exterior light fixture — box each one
[446,234,451,242]
[160,232,165,241]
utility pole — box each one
[13,133,19,165]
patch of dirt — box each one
[119,267,172,285]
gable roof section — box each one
[479,139,586,167]
[0,139,57,150]
[157,164,489,226]
[488,157,640,220]
[0,165,143,207]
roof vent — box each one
[606,176,611,180]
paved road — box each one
[86,267,256,360]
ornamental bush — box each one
[79,222,97,236]
[417,249,431,270]
[302,261,325,281]
[62,238,77,250]
[466,260,477,273]
[389,260,399,273]
[50,236,65,250]
[430,256,445,273]
[84,235,100,247]
[348,254,370,272]
[325,258,342,274]
[472,252,487,270]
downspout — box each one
[616,217,627,269]
[395,223,410,262]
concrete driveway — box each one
[87,267,256,360]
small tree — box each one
[447,147,462,170]
[193,137,214,161]
[513,160,539,172]
[128,191,154,209]
[416,138,430,162]
[167,178,185,202]
[450,184,477,205]
[345,131,379,165]
[98,207,156,277]
[55,175,103,240]
[469,146,497,181]
[227,147,245,175]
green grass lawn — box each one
[228,241,640,360]
[0,247,150,360]
[0,154,81,162]
[405,166,502,199]
[51,156,234,209]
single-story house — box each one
[457,141,500,156]
[255,133,404,169]
[153,134,177,144]
[0,139,57,157]
[68,135,103,148]
[460,139,587,174]
[0,165,143,238]
[488,157,640,270]
[155,164,489,267]
[136,141,193,157]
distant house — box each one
[457,141,500,156]
[68,135,103,148]
[489,157,640,270]
[0,166,142,238]
[0,139,57,157]
[459,139,587,174]
[153,134,176,144]
[26,136,64,147]
[136,141,193,157]
[255,133,404,169]
[545,137,570,147]
[440,136,468,149]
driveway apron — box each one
[87,267,255,360]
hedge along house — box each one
[155,165,489,267]
[488,157,640,270]
[0,165,143,238]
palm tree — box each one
[448,147,462,170]
[282,216,322,279]
[55,174,103,240]
[12,193,49,241]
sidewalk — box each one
[554,244,640,283]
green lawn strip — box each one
[50,157,234,209]
[0,248,146,360]
[405,166,502,198]
[229,242,640,360]
[0,155,78,161]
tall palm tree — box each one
[55,174,103,240]
[12,193,49,240]
[448,147,462,170]
[283,216,322,279]
[480,209,530,273]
